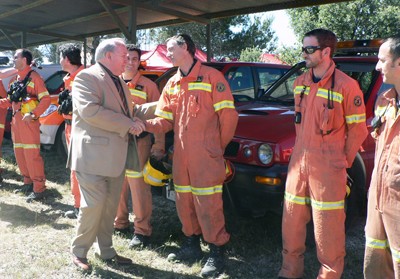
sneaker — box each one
[64,207,79,219]
[167,235,203,262]
[200,244,225,278]
[14,183,33,195]
[26,191,46,203]
[129,233,149,249]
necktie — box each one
[112,76,129,115]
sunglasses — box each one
[301,46,322,55]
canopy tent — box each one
[141,44,212,71]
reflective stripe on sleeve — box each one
[345,113,366,124]
[214,100,235,112]
[38,91,49,100]
[155,108,173,120]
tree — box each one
[287,0,400,41]
[240,47,262,62]
[156,14,277,60]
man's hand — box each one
[129,117,146,136]
[22,112,35,122]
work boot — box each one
[26,191,46,203]
[200,244,225,278]
[129,233,150,249]
[167,235,203,262]
[64,207,79,219]
[14,183,33,195]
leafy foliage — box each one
[156,15,277,60]
[288,0,400,41]
[239,47,263,62]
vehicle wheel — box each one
[55,123,67,161]
[345,153,367,232]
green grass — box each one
[0,138,365,278]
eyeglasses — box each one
[301,46,322,55]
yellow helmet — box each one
[143,156,172,187]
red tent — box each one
[141,44,211,71]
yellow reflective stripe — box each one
[311,199,344,210]
[174,184,192,193]
[155,108,173,120]
[214,100,235,112]
[375,105,387,116]
[13,143,40,149]
[168,85,180,95]
[0,124,4,129]
[366,236,389,249]
[174,184,223,195]
[27,81,34,89]
[188,82,212,92]
[294,86,310,96]
[346,113,366,124]
[129,88,147,100]
[391,248,400,263]
[38,91,49,100]
[316,88,343,103]
[125,169,143,178]
[284,192,311,205]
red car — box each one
[224,41,390,228]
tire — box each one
[54,123,67,161]
[345,153,366,231]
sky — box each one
[261,10,298,47]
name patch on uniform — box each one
[354,96,362,107]
[216,82,225,92]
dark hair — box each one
[166,34,196,57]
[126,44,141,60]
[17,49,33,65]
[383,35,400,63]
[304,28,337,58]
[58,44,82,66]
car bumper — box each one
[226,162,288,215]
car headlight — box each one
[258,144,273,164]
[40,104,58,117]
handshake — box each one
[129,117,146,136]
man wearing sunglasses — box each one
[278,29,368,279]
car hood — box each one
[234,103,296,143]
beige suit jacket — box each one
[67,63,139,177]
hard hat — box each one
[143,156,172,187]
[224,159,235,183]
[21,98,39,115]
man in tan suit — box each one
[68,38,145,272]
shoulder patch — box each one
[216,82,225,92]
[354,95,362,107]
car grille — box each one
[224,141,239,157]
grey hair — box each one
[95,38,126,62]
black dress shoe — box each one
[72,255,92,272]
[64,207,79,219]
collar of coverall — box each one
[17,65,33,81]
[303,60,336,88]
[179,59,198,77]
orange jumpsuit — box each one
[279,62,368,279]
[146,60,238,246]
[0,67,51,193]
[63,65,84,208]
[114,72,162,235]
[0,80,8,176]
[364,88,400,279]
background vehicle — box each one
[223,40,390,228]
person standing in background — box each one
[114,44,165,248]
[58,43,85,219]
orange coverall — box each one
[114,72,163,236]
[63,65,84,208]
[0,80,8,176]
[0,67,51,193]
[364,88,400,279]
[146,60,238,246]
[279,62,368,279]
